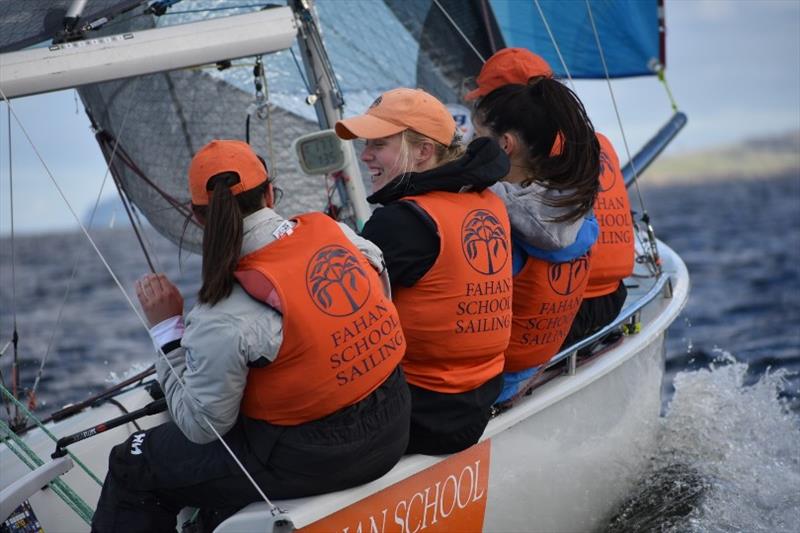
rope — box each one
[431,0,485,63]
[583,0,661,273]
[290,48,312,93]
[94,130,196,221]
[5,105,21,425]
[0,420,94,524]
[108,166,157,272]
[0,85,279,513]
[254,56,278,180]
[0,358,13,420]
[657,67,679,112]
[0,385,103,486]
[532,0,576,91]
[27,88,145,416]
[1,110,12,422]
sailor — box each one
[465,48,602,404]
[336,88,512,455]
[91,140,410,532]
[466,48,634,357]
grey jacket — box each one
[155,208,388,444]
[490,181,584,250]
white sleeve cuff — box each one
[149,315,185,351]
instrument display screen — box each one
[294,130,347,175]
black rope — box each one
[95,130,196,220]
[106,398,142,431]
[96,131,157,273]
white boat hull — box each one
[484,330,665,532]
[1,240,688,532]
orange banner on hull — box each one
[299,440,492,533]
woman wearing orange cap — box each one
[336,88,513,455]
[468,66,601,405]
[467,48,634,360]
[92,140,411,532]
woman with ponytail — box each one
[336,88,513,455]
[466,49,602,406]
[467,47,635,369]
[92,140,411,533]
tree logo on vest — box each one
[307,245,371,316]
[462,209,509,275]
[599,150,616,192]
[548,254,590,296]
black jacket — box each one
[360,137,510,455]
[361,137,510,288]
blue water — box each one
[1,174,799,530]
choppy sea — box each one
[1,174,799,531]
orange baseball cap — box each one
[188,140,268,206]
[465,48,553,101]
[335,88,456,146]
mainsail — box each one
[75,0,422,252]
[4,0,665,252]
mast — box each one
[290,0,371,230]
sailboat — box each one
[1,1,690,531]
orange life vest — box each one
[234,212,405,426]
[504,252,591,372]
[393,190,512,393]
[585,133,635,298]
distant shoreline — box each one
[640,130,800,186]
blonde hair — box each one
[395,129,465,176]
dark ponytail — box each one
[474,79,600,222]
[192,172,267,305]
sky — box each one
[1,0,799,236]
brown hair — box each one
[474,79,600,222]
[191,172,267,305]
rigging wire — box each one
[290,48,312,93]
[4,104,21,425]
[25,86,147,418]
[431,0,485,63]
[253,55,277,178]
[583,0,661,274]
[0,109,11,421]
[0,345,14,420]
[0,85,280,513]
[532,0,576,91]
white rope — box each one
[584,0,659,273]
[532,0,576,91]
[432,0,486,63]
[3,104,18,422]
[583,1,643,203]
[0,85,277,511]
[27,84,152,418]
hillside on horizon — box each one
[643,129,800,186]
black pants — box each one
[91,367,410,533]
[562,280,628,350]
[405,373,502,456]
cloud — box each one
[693,0,735,22]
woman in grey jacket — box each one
[91,140,410,533]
